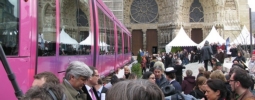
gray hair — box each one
[175,59,182,65]
[186,70,193,76]
[106,79,164,100]
[153,61,165,71]
[65,61,93,80]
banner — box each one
[226,37,230,51]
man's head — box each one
[65,61,93,90]
[124,66,130,75]
[32,72,59,87]
[164,68,176,80]
[86,67,99,86]
[106,79,164,100]
[198,66,205,73]
[175,59,182,65]
[229,68,253,92]
[215,62,222,70]
[153,62,165,79]
[22,83,65,100]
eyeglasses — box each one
[228,80,236,82]
[93,75,100,77]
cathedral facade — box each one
[121,0,250,55]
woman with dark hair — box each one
[211,58,218,71]
[205,79,231,100]
[233,51,246,63]
[142,71,155,83]
[189,76,207,99]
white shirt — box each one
[85,85,93,98]
[227,48,231,54]
[97,86,103,96]
[104,82,112,89]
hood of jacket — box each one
[184,76,196,84]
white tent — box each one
[100,42,109,52]
[198,26,225,46]
[79,32,93,45]
[231,26,254,45]
[60,28,78,44]
[165,27,198,53]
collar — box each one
[169,79,175,83]
[237,89,250,100]
[63,79,81,97]
[98,85,103,93]
[64,79,71,85]
[85,85,92,92]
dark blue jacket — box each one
[170,80,182,92]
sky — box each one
[248,0,255,11]
[6,0,255,18]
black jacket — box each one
[201,41,213,61]
[189,88,207,99]
[98,86,108,99]
[174,65,185,76]
[82,86,100,100]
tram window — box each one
[106,18,115,55]
[117,27,122,54]
[98,9,106,55]
[59,0,91,56]
[124,33,128,54]
[37,0,56,56]
[0,0,19,55]
[129,36,131,53]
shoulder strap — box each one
[171,91,185,100]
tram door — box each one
[191,28,203,44]
[132,30,143,55]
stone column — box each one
[142,29,147,51]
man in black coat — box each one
[82,67,100,100]
[196,47,202,63]
[94,78,108,99]
[201,41,213,71]
[173,59,185,84]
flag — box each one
[226,37,230,51]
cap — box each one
[165,67,176,73]
[216,62,222,66]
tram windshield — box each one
[0,0,19,55]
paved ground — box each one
[182,62,212,77]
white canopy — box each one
[231,26,254,45]
[198,26,225,46]
[60,28,78,44]
[79,32,93,45]
[100,42,109,52]
[165,27,198,53]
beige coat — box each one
[61,80,87,100]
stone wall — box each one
[118,0,250,52]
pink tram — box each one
[0,0,131,99]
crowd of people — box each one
[19,41,255,100]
